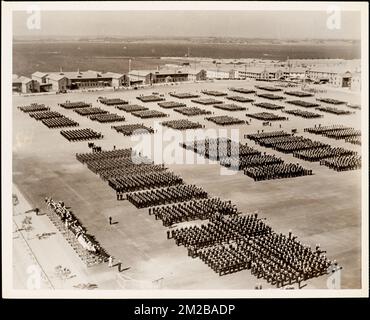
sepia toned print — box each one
[2,1,368,298]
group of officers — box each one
[44,197,105,257]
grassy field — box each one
[12,79,362,290]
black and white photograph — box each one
[1,1,368,301]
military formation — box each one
[136,94,165,102]
[161,119,203,130]
[168,213,332,286]
[247,130,360,171]
[191,98,223,105]
[315,106,353,115]
[89,113,125,123]
[173,106,212,116]
[205,115,245,126]
[18,82,358,287]
[229,87,256,94]
[345,136,361,145]
[213,103,246,111]
[127,184,209,208]
[42,116,79,128]
[150,198,239,226]
[29,110,64,120]
[21,105,80,129]
[320,155,362,171]
[287,100,319,108]
[255,85,282,92]
[112,123,154,136]
[157,101,186,109]
[245,163,312,181]
[109,170,184,194]
[256,93,285,100]
[246,112,288,121]
[18,103,50,113]
[182,137,312,181]
[169,92,200,99]
[131,109,168,119]
[284,91,313,97]
[226,95,254,103]
[59,101,92,109]
[201,90,228,96]
[305,125,361,142]
[74,107,108,116]
[61,128,103,142]
[284,109,322,118]
[316,97,346,105]
[115,104,149,113]
[98,97,128,106]
[253,102,285,110]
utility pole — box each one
[194,59,197,82]
[128,59,131,87]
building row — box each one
[13,63,361,94]
[13,70,127,93]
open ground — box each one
[12,79,362,290]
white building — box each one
[205,69,233,79]
[101,72,126,87]
[12,75,40,93]
[350,72,361,91]
[128,69,188,85]
[306,67,354,87]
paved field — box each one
[12,79,362,290]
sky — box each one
[12,10,361,40]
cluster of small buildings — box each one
[13,70,127,93]
[12,59,361,94]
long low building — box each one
[306,67,360,89]
[128,69,189,85]
[13,70,127,93]
[32,70,127,92]
[234,67,306,81]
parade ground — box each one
[12,79,362,290]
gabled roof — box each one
[47,73,68,81]
[32,71,48,78]
[307,66,355,75]
[18,76,33,84]
[102,72,125,79]
[129,70,152,77]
